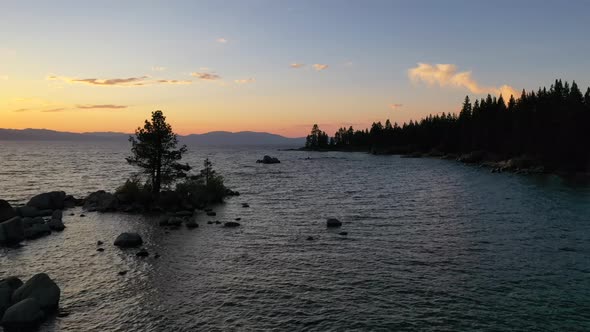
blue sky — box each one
[2,0,589,136]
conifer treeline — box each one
[305,80,590,171]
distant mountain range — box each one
[0,128,305,146]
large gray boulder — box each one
[84,190,118,212]
[0,200,16,223]
[26,191,66,210]
[0,277,23,318]
[114,232,143,248]
[12,273,60,312]
[0,217,24,245]
[1,298,45,329]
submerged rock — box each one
[167,217,183,227]
[186,219,198,229]
[12,273,60,312]
[136,248,149,257]
[206,211,216,216]
[256,155,281,164]
[326,218,342,228]
[224,221,241,228]
[241,203,250,208]
[113,232,143,248]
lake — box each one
[1,141,589,331]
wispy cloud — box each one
[76,104,127,110]
[156,79,192,85]
[41,108,67,113]
[313,64,329,71]
[389,104,403,109]
[408,63,518,98]
[216,37,228,44]
[151,66,166,72]
[234,78,255,85]
[13,108,29,113]
[47,75,149,86]
[191,72,221,80]
[290,63,305,69]
[47,75,193,87]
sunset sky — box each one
[2,0,590,137]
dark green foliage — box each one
[115,176,152,206]
[315,80,590,171]
[305,124,329,149]
[176,158,228,205]
[126,110,190,195]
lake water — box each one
[1,141,589,331]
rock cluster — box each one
[0,273,61,330]
[256,155,281,164]
[0,195,70,246]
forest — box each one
[305,79,590,172]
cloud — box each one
[313,64,329,71]
[389,104,403,109]
[47,75,193,87]
[234,78,255,85]
[41,108,67,113]
[13,108,29,113]
[76,104,127,110]
[408,63,518,97]
[156,79,192,85]
[48,75,149,86]
[191,72,221,80]
[152,66,166,72]
[216,37,228,44]
[290,63,305,69]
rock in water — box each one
[113,232,143,248]
[326,218,342,228]
[186,220,198,229]
[0,217,25,245]
[48,219,65,231]
[16,206,41,218]
[51,209,63,221]
[1,298,45,330]
[167,217,183,227]
[0,277,23,318]
[224,221,241,228]
[0,200,16,223]
[84,190,119,212]
[12,273,60,312]
[136,249,149,257]
[206,211,216,216]
[26,191,66,210]
[256,155,281,164]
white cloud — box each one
[408,63,518,98]
[190,72,221,80]
[313,64,329,71]
[290,63,305,69]
[216,37,228,44]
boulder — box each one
[1,298,45,330]
[12,273,60,311]
[113,232,143,248]
[63,195,77,208]
[16,206,41,218]
[30,223,51,238]
[26,191,66,210]
[0,277,23,318]
[84,191,118,212]
[0,217,24,245]
[224,221,241,228]
[186,219,198,229]
[48,219,65,231]
[51,210,63,221]
[0,200,16,223]
[326,218,342,228]
[167,217,183,227]
[256,155,281,164]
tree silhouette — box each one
[127,110,190,196]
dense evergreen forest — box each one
[305,80,590,172]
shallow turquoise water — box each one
[1,141,589,331]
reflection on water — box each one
[1,141,590,331]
